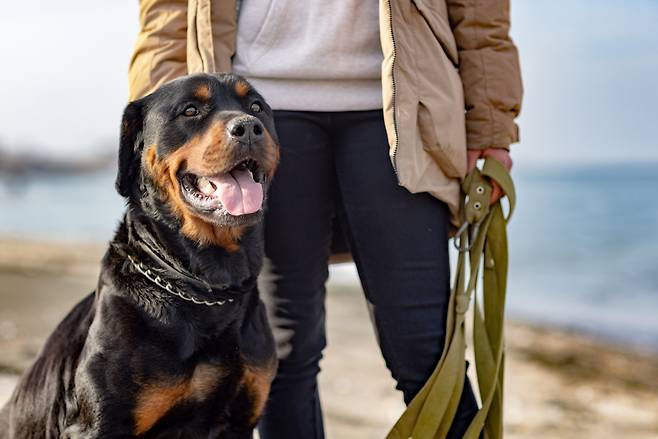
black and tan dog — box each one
[0,73,280,438]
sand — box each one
[1,237,657,438]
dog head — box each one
[116,73,279,250]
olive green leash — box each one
[387,158,516,439]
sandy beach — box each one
[1,237,657,438]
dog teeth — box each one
[196,176,216,195]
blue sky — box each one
[511,0,658,164]
[0,1,656,164]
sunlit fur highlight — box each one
[240,363,276,427]
[193,84,211,100]
[133,363,227,435]
[234,80,250,97]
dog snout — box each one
[227,116,264,144]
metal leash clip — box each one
[453,220,481,252]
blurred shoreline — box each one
[1,237,657,438]
[0,148,115,177]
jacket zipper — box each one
[387,0,400,179]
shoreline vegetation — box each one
[0,148,115,177]
[1,237,657,438]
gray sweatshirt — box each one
[232,1,383,111]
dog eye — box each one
[183,105,199,117]
[250,102,262,113]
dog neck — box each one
[116,209,263,298]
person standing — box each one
[128,1,522,438]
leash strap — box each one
[387,157,515,439]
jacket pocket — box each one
[417,100,463,178]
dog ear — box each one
[116,100,145,198]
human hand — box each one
[466,148,513,203]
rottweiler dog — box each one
[0,73,280,438]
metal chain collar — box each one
[127,255,235,307]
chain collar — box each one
[127,254,236,307]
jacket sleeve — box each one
[128,0,188,101]
[446,0,523,150]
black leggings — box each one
[258,110,478,438]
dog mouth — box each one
[179,158,266,217]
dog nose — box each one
[227,117,264,143]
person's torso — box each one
[232,0,384,111]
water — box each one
[0,169,125,243]
[508,164,658,350]
[1,164,657,350]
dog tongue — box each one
[208,170,263,216]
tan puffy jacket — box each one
[129,0,523,224]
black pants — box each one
[258,110,478,439]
